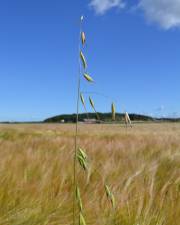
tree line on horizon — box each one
[43,112,180,123]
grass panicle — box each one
[74,15,93,225]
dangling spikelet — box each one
[105,185,111,198]
[79,212,86,225]
[104,185,116,208]
[80,93,85,107]
[80,93,89,119]
[80,51,87,69]
[78,148,87,160]
[125,112,131,125]
[127,113,131,124]
[89,97,100,120]
[110,193,115,208]
[83,73,94,82]
[89,97,95,109]
[77,154,88,171]
[111,102,116,121]
[76,186,83,211]
[77,148,88,171]
[81,32,86,45]
[125,112,128,125]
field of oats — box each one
[0,123,179,225]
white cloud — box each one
[89,0,126,15]
[89,0,180,29]
[138,0,180,29]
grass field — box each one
[0,123,179,225]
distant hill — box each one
[156,117,180,122]
[44,113,180,123]
[44,113,155,123]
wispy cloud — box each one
[89,0,126,15]
[89,0,180,29]
[138,0,180,29]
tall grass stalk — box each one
[73,16,83,225]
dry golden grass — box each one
[0,123,179,225]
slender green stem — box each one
[73,77,80,225]
[73,17,82,225]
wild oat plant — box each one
[73,16,116,225]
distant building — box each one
[83,119,97,124]
[60,119,65,123]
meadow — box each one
[0,123,179,225]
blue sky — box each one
[0,0,180,121]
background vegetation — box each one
[0,123,179,225]
[44,113,180,123]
